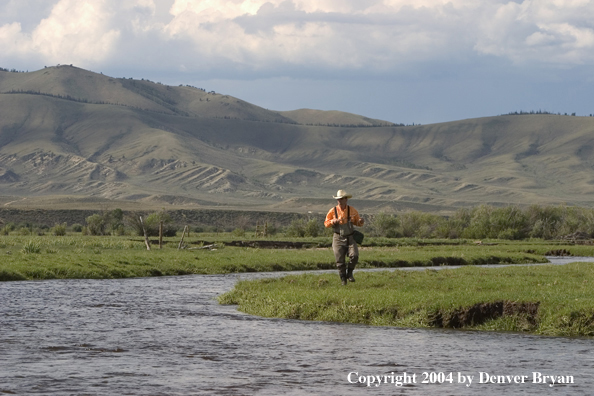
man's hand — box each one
[332,218,340,225]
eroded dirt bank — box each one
[430,301,540,328]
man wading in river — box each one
[324,190,365,285]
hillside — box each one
[1,65,594,214]
[277,109,395,127]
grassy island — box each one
[219,263,594,337]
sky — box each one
[1,0,593,125]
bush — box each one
[526,205,563,239]
[285,219,306,237]
[1,223,16,234]
[126,210,176,237]
[86,214,106,235]
[497,228,522,240]
[304,219,322,237]
[51,223,67,236]
[71,223,83,232]
[112,224,126,236]
[399,212,443,238]
[231,227,245,237]
[85,209,126,236]
[369,212,400,238]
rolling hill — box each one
[1,65,594,214]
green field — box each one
[219,263,594,337]
[0,234,589,281]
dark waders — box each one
[333,206,358,285]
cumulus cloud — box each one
[0,0,593,74]
[474,0,594,65]
[33,0,121,63]
[161,0,594,74]
[0,0,122,65]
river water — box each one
[1,258,594,395]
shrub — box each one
[85,209,126,236]
[285,219,306,237]
[369,212,400,238]
[231,227,245,237]
[51,223,67,236]
[497,228,522,240]
[112,224,126,236]
[304,219,322,237]
[464,205,495,238]
[399,212,443,238]
[439,208,471,239]
[490,206,529,239]
[86,214,106,235]
[71,223,83,232]
[126,210,176,237]
[526,205,563,239]
[107,208,124,235]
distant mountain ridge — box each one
[1,65,594,213]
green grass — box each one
[219,263,594,337]
[0,235,590,281]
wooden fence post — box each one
[159,221,163,249]
[139,216,151,251]
[178,225,188,250]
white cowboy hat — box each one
[333,190,352,199]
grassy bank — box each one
[219,263,594,337]
[0,235,589,281]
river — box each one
[1,258,593,395]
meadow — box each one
[0,233,589,281]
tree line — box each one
[240,204,594,240]
[3,204,594,240]
[366,204,594,240]
[505,110,594,117]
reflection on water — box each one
[1,259,594,395]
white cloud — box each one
[474,0,594,65]
[32,0,120,64]
[161,0,474,73]
[0,0,593,74]
[158,0,594,75]
[0,22,31,61]
[0,0,121,65]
